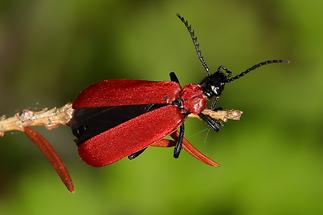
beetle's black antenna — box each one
[226,60,289,83]
[177,13,211,76]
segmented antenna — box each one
[227,60,289,83]
[177,13,211,76]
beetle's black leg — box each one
[173,123,185,158]
[128,148,147,160]
[169,72,180,83]
[198,113,223,132]
[217,65,232,77]
[169,72,184,158]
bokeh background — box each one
[0,0,322,214]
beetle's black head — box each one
[200,70,229,99]
[198,59,289,99]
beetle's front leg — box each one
[198,113,223,132]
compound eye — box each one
[211,85,219,95]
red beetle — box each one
[70,14,288,167]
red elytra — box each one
[72,80,217,167]
[72,80,181,107]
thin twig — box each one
[0,103,73,137]
[0,103,242,137]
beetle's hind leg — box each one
[128,148,147,160]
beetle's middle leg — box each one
[173,123,184,158]
[169,72,180,84]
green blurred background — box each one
[0,0,322,214]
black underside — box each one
[70,104,165,145]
